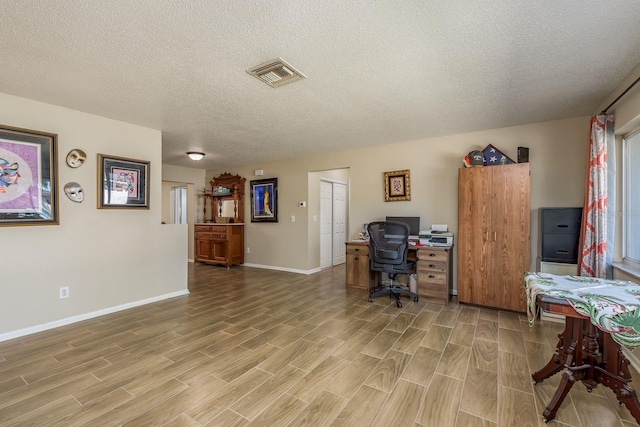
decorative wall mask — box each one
[64,182,84,203]
[66,149,86,168]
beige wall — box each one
[209,116,590,287]
[0,93,188,338]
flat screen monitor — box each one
[385,216,420,238]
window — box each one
[623,130,640,267]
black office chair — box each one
[367,221,419,308]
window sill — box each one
[612,262,640,282]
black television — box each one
[385,216,420,238]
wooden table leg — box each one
[543,369,578,422]
[594,333,640,424]
[532,317,578,384]
[535,318,590,423]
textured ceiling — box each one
[1,0,640,169]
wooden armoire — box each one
[457,163,530,312]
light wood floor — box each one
[1,263,639,426]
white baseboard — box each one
[242,263,321,275]
[0,289,190,343]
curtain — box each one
[579,114,615,278]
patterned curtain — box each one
[579,114,615,278]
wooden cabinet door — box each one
[491,163,530,312]
[457,167,493,306]
[346,253,371,289]
[211,240,228,263]
[196,239,211,261]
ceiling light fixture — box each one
[187,152,205,161]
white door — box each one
[320,181,333,269]
[332,182,346,266]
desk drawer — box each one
[196,232,228,240]
[418,249,447,262]
[195,225,229,233]
[417,260,447,274]
[420,283,448,299]
[346,244,369,256]
[418,271,447,285]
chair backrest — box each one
[367,221,411,273]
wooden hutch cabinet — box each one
[195,173,246,268]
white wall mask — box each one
[66,149,86,168]
[64,182,84,203]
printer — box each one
[419,224,453,246]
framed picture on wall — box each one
[98,154,150,209]
[0,124,59,226]
[384,169,411,202]
[250,177,278,222]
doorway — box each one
[170,186,188,224]
[162,181,196,262]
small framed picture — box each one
[98,154,150,209]
[0,124,59,226]
[384,169,411,202]
[250,177,277,222]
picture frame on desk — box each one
[250,177,278,222]
[384,169,411,202]
[0,124,59,226]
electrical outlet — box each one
[59,286,69,299]
[246,247,250,253]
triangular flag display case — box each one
[482,144,515,166]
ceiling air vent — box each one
[247,58,306,88]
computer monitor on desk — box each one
[385,216,420,241]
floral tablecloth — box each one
[524,271,640,348]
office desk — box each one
[525,272,640,424]
[345,241,453,305]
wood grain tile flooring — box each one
[1,263,638,426]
